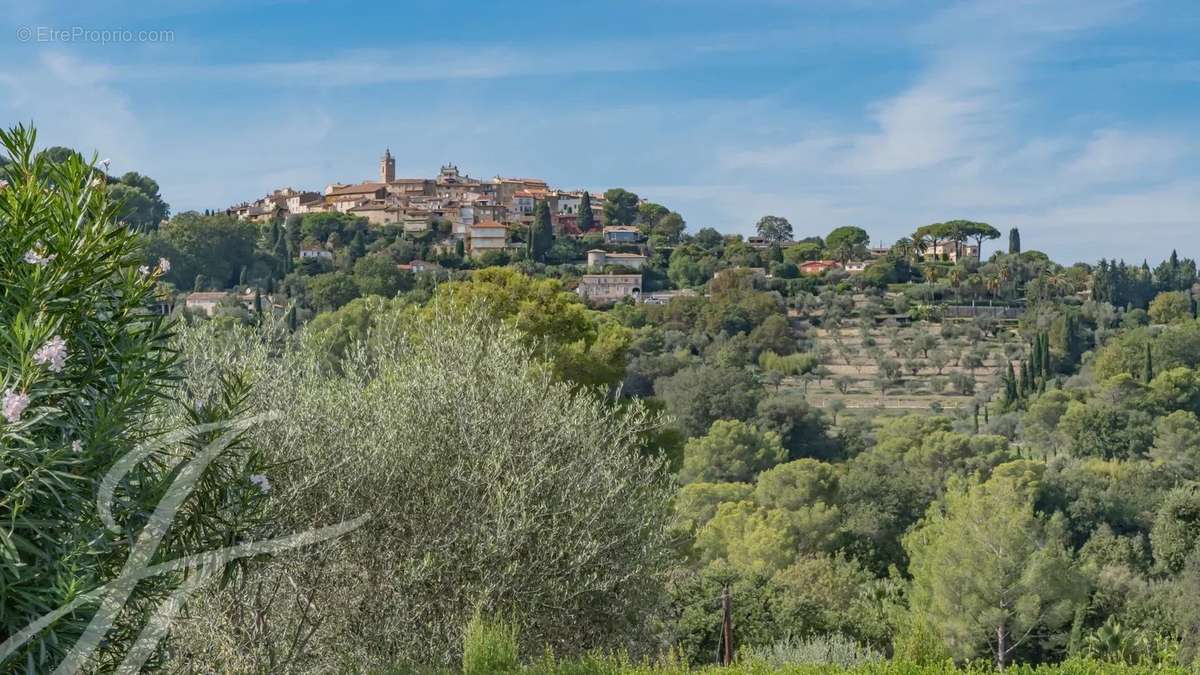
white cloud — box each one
[0,52,147,166]
[1062,128,1188,182]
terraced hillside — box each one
[783,310,1024,419]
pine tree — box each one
[1008,228,1021,255]
[578,191,595,232]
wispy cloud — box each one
[0,52,147,165]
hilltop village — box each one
[217,150,989,308]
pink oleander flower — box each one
[24,246,55,265]
[2,389,30,423]
[249,474,272,494]
[157,257,171,273]
[72,440,83,453]
[33,335,68,373]
[138,265,151,276]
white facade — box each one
[556,194,581,215]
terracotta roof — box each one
[329,182,386,196]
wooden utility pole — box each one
[720,585,733,666]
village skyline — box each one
[2,0,1197,262]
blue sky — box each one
[2,0,1197,262]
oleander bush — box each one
[0,125,268,671]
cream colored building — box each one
[468,221,509,258]
[925,242,980,262]
[349,201,402,225]
[587,249,648,270]
[402,211,435,233]
[184,292,230,317]
[576,274,642,304]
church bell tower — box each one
[380,148,395,183]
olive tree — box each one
[169,309,676,670]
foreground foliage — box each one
[169,308,676,670]
[0,125,268,671]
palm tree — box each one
[923,265,940,302]
[947,267,965,302]
[999,261,1015,303]
[910,230,930,264]
[967,273,983,307]
[1046,270,1069,298]
[984,272,1001,306]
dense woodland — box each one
[5,131,1200,672]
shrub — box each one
[742,633,884,668]
[0,126,268,671]
[169,309,675,669]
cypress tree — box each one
[578,191,595,231]
[350,230,367,262]
[253,288,263,316]
[286,305,298,332]
[1008,228,1021,255]
[768,242,784,264]
[528,200,553,263]
[1030,337,1042,380]
[273,230,291,275]
[1005,362,1018,405]
[1145,342,1154,383]
[1018,359,1029,397]
[1040,333,1052,379]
